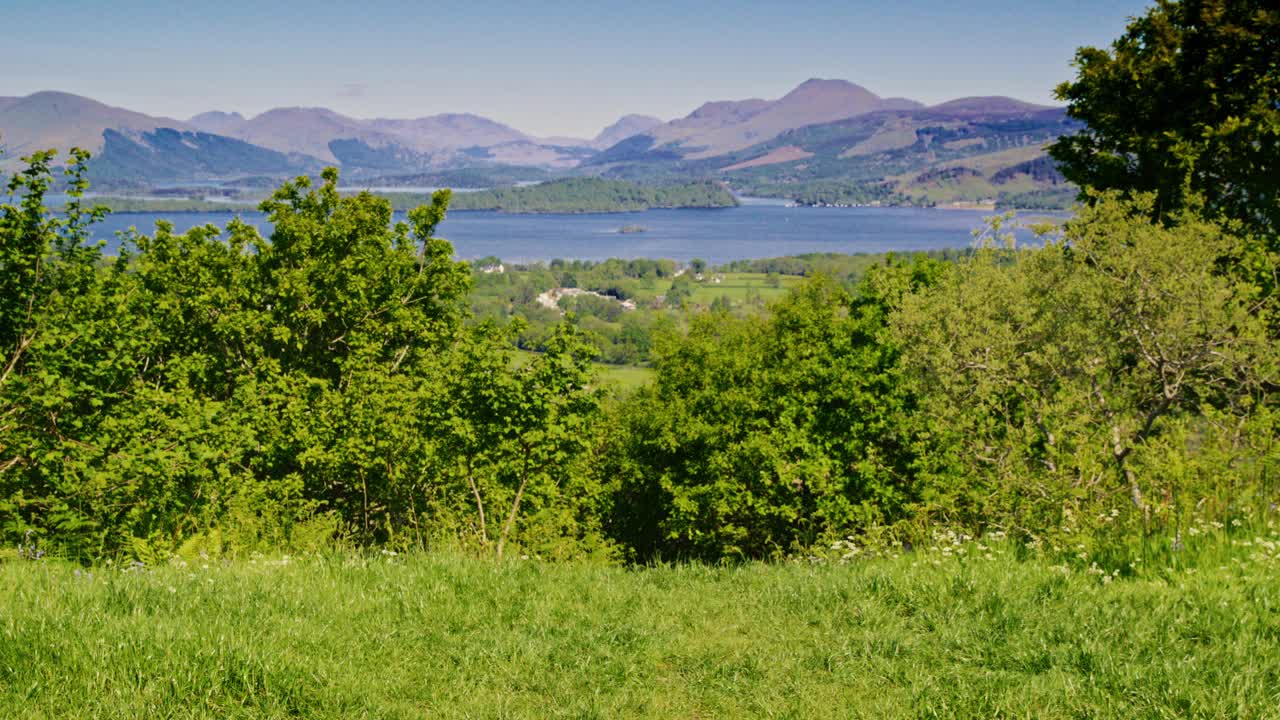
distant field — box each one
[512,348,653,391]
[3,541,1278,718]
[646,272,804,305]
[595,362,655,390]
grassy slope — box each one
[3,540,1279,718]
[890,145,1055,205]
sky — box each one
[2,0,1155,138]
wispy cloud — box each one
[337,83,368,98]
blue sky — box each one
[3,0,1153,138]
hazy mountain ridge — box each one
[88,127,321,182]
[187,111,247,135]
[0,91,189,167]
[590,97,1080,208]
[634,79,930,159]
[592,114,664,149]
[1,82,1076,205]
[227,107,397,163]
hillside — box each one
[225,107,394,163]
[2,83,1079,199]
[592,114,665,149]
[87,127,321,182]
[0,91,188,166]
[364,113,529,150]
[186,110,247,135]
[598,79,926,162]
[589,93,1080,209]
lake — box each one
[86,199,1058,264]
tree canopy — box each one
[1049,0,1280,237]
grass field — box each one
[4,536,1279,718]
[645,272,804,306]
[595,362,655,391]
[512,349,654,391]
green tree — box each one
[894,201,1277,539]
[606,263,942,561]
[1049,0,1280,237]
[442,320,602,558]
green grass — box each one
[646,272,803,306]
[512,348,653,391]
[595,362,655,391]
[4,538,1279,718]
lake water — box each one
[86,200,1056,264]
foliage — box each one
[894,201,1279,541]
[71,196,252,213]
[735,179,907,207]
[603,261,945,560]
[382,178,738,214]
[0,156,604,561]
[1049,0,1280,237]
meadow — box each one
[3,527,1279,719]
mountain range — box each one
[0,79,1080,206]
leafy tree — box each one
[894,201,1278,538]
[1049,0,1280,237]
[1,156,609,559]
[606,263,943,560]
[442,320,602,558]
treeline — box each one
[995,187,1079,211]
[719,249,971,282]
[735,179,907,207]
[382,178,738,214]
[78,196,252,213]
[5,156,1276,564]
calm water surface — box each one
[87,200,1056,264]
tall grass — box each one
[2,533,1278,718]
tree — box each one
[894,201,1277,537]
[606,264,943,561]
[442,319,601,558]
[1049,0,1280,238]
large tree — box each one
[1049,0,1279,237]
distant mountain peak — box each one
[189,110,245,122]
[593,114,664,148]
[927,96,1057,116]
[787,78,871,94]
[0,91,188,162]
[188,110,247,135]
